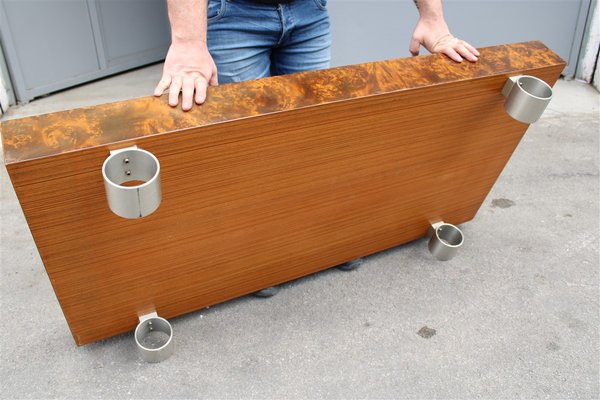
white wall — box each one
[0,44,15,114]
[593,53,600,91]
[576,0,599,86]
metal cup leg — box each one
[427,221,464,261]
[134,312,174,363]
[102,146,161,219]
[502,75,553,124]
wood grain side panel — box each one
[2,41,565,345]
[7,64,563,345]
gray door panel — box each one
[1,0,99,92]
[94,0,170,66]
[0,0,169,102]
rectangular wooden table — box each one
[1,41,565,345]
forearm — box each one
[413,0,444,21]
[157,0,218,110]
[167,0,208,44]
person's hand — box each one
[409,17,479,62]
[154,40,218,111]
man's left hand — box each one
[409,17,479,62]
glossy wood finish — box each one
[1,41,565,345]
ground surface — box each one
[1,67,598,399]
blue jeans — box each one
[207,0,332,83]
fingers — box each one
[431,34,463,62]
[456,42,478,62]
[195,77,208,104]
[462,40,480,57]
[209,72,218,86]
[181,76,195,111]
[165,74,214,110]
[210,62,219,86]
[168,76,183,107]
[165,74,216,110]
[437,37,480,63]
[154,75,171,96]
[454,39,479,62]
[441,46,464,63]
[409,36,421,56]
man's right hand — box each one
[154,40,218,111]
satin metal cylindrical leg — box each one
[502,75,553,124]
[428,222,464,261]
[102,147,161,219]
[134,313,174,363]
